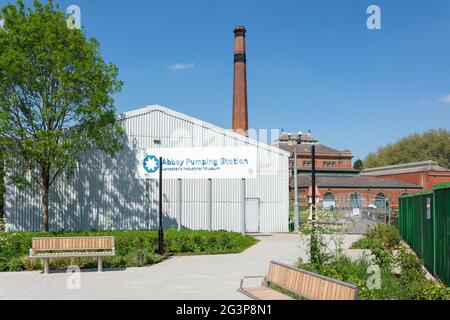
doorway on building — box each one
[245,198,260,233]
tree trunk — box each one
[0,159,4,231]
[39,168,50,232]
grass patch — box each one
[0,229,258,272]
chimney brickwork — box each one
[232,26,249,135]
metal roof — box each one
[362,160,450,176]
[298,168,360,174]
[120,104,290,157]
[293,174,422,189]
[277,143,353,155]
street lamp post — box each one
[288,136,300,233]
[311,144,316,222]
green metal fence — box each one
[399,183,450,285]
[434,183,450,285]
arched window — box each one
[323,192,336,209]
[349,193,362,209]
[374,193,387,208]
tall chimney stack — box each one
[232,26,248,136]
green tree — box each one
[0,146,4,231]
[353,159,364,171]
[364,129,450,169]
[0,1,124,231]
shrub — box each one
[300,228,450,300]
[351,224,401,268]
[147,254,164,265]
[353,224,401,250]
[103,256,127,269]
[0,257,9,271]
[7,257,24,272]
[300,255,402,300]
[126,249,148,268]
[20,256,37,271]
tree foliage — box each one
[0,146,4,230]
[364,129,450,169]
[0,0,124,231]
[353,159,364,171]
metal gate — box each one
[329,207,388,234]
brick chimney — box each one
[232,26,249,136]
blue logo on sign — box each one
[143,155,159,173]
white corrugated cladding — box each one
[5,105,290,233]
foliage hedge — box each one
[352,224,402,251]
[300,224,450,300]
[0,230,258,272]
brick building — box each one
[293,174,422,209]
[275,133,424,209]
[361,161,450,190]
[276,132,356,174]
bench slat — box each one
[240,287,295,301]
[31,236,115,251]
[242,261,359,301]
[30,236,116,274]
[32,252,115,258]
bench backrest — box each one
[267,261,359,300]
[32,237,115,251]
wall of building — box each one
[5,107,289,233]
[294,188,416,208]
[290,154,353,170]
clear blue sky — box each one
[3,0,450,161]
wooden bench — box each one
[29,236,115,274]
[238,260,359,300]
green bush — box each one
[299,252,450,300]
[353,224,401,251]
[147,254,164,265]
[0,230,258,272]
[7,257,24,272]
[299,224,450,300]
[300,255,404,300]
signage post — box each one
[137,147,258,248]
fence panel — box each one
[434,183,450,286]
[420,191,434,272]
[399,184,450,286]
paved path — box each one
[0,234,362,300]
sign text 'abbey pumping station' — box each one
[136,147,258,180]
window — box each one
[323,162,337,168]
[349,193,362,209]
[374,193,387,208]
[323,192,336,209]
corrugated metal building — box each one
[5,105,290,233]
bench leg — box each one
[97,257,103,272]
[43,258,49,274]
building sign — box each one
[136,147,258,180]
